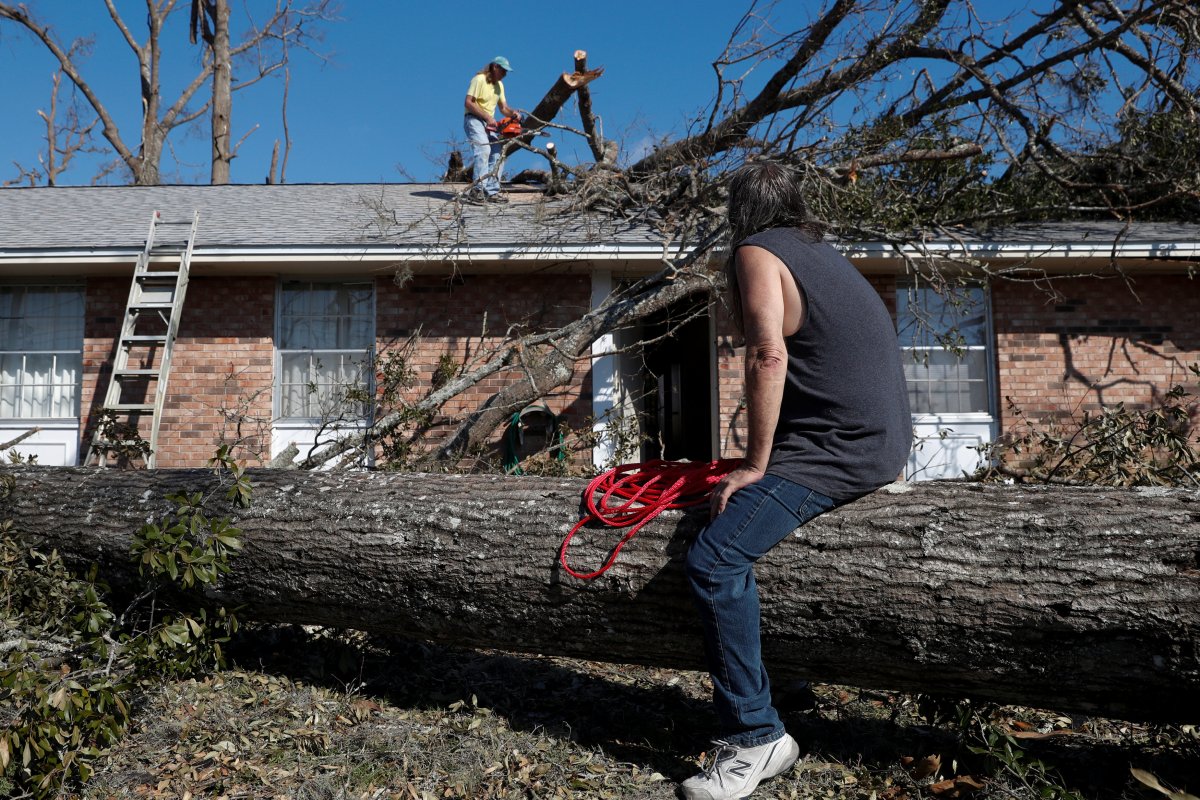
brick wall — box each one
[83,276,275,468]
[992,274,1200,433]
[84,272,593,468]
[376,272,592,464]
[87,267,1200,471]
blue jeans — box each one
[463,115,502,195]
[685,474,836,746]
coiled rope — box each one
[560,458,741,580]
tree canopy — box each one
[532,0,1200,240]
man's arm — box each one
[709,245,795,518]
[464,95,492,123]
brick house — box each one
[1,184,1197,477]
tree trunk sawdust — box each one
[4,466,1198,722]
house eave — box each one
[845,240,1200,259]
[845,240,1200,274]
[3,239,1198,278]
[0,243,677,277]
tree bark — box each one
[572,50,609,164]
[4,466,1198,723]
[208,0,232,184]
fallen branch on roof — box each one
[503,53,604,157]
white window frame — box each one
[897,281,997,480]
[0,282,85,465]
[272,279,376,463]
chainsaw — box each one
[489,113,549,141]
[494,115,525,138]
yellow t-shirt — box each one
[466,73,506,118]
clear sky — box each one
[0,1,772,185]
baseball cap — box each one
[491,56,513,72]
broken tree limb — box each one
[1,427,41,452]
[3,466,1199,722]
[573,50,611,164]
[504,55,604,157]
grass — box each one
[71,624,1199,800]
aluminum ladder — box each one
[88,210,198,467]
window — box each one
[277,280,374,419]
[0,285,84,419]
[897,284,991,415]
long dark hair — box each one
[724,161,825,332]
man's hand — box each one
[485,121,497,132]
[710,465,765,520]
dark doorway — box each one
[638,302,713,462]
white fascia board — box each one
[843,240,1200,260]
[9,239,1200,266]
[0,242,675,265]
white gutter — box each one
[843,240,1200,260]
[5,239,1200,266]
[0,242,677,264]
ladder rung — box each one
[91,208,195,471]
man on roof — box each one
[463,56,520,204]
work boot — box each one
[485,192,509,204]
[463,187,486,204]
[678,734,800,800]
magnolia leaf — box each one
[1131,767,1200,800]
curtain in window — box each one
[0,286,84,419]
[277,281,374,419]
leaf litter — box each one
[69,625,1197,799]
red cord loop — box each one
[559,459,741,580]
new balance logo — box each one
[725,759,753,778]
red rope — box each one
[559,458,742,580]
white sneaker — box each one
[679,733,800,800]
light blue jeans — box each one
[463,115,502,195]
[685,474,837,746]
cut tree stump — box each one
[3,466,1198,722]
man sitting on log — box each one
[679,161,912,800]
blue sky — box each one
[0,1,774,185]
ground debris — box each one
[70,625,1199,799]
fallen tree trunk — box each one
[3,466,1198,722]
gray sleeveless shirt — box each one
[738,227,911,500]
